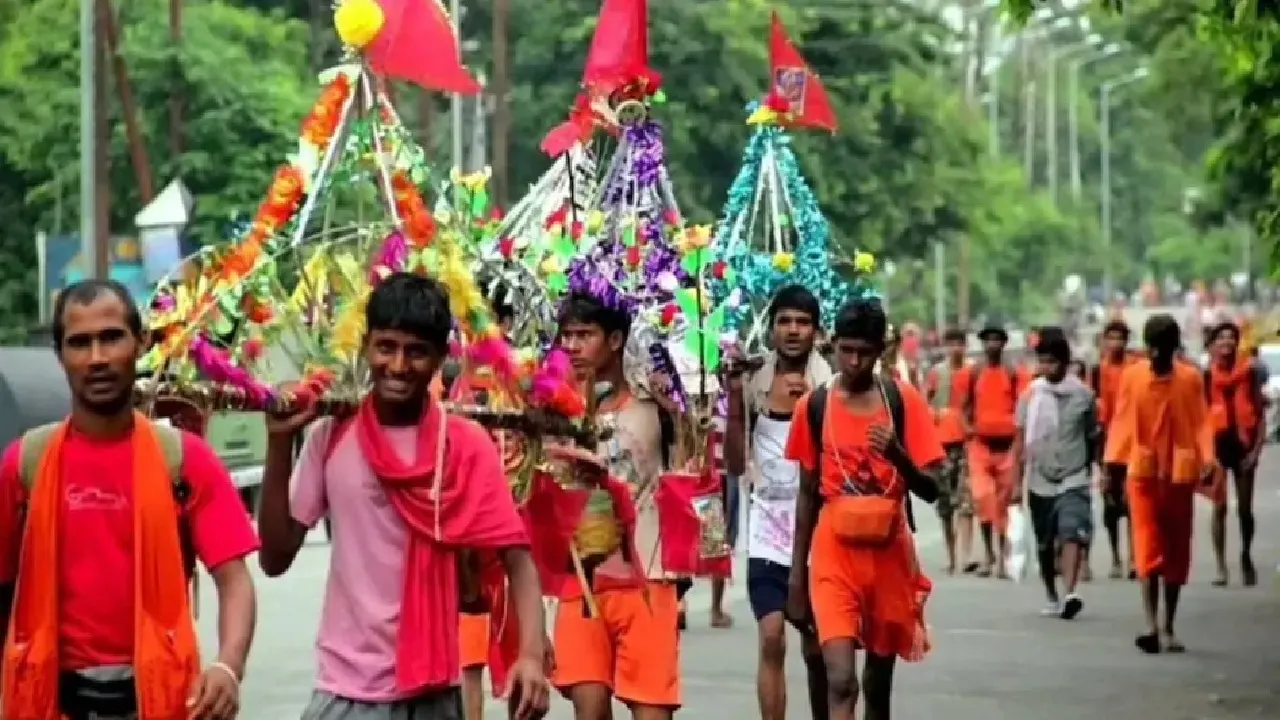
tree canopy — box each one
[0,0,1233,339]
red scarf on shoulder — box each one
[354,398,529,693]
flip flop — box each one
[1134,632,1161,654]
[710,612,734,629]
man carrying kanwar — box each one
[1091,320,1139,580]
[722,284,833,720]
[1105,314,1216,654]
[785,298,942,720]
[924,327,973,576]
[963,323,1030,578]
[0,279,260,720]
[1203,321,1266,587]
[257,273,551,720]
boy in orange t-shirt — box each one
[784,299,944,719]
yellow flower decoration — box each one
[334,0,384,50]
[772,252,795,273]
[679,225,712,252]
[586,210,606,233]
[854,251,876,273]
[456,167,492,191]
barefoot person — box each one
[257,273,550,719]
[0,279,259,720]
[963,324,1028,578]
[1105,314,1215,654]
[786,299,941,720]
[1092,320,1138,580]
[722,285,832,720]
[552,293,681,719]
[925,328,973,575]
[1204,321,1266,587]
[1013,328,1097,619]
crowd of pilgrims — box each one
[0,275,1261,720]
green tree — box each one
[0,0,314,337]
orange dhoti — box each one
[1127,478,1195,585]
[967,439,1016,533]
[809,507,931,660]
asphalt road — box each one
[197,450,1280,719]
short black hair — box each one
[365,272,453,353]
[1102,319,1130,339]
[831,298,887,347]
[480,275,516,326]
[557,293,631,339]
[767,284,821,326]
[1206,321,1240,345]
[53,279,143,350]
[1035,325,1071,364]
[943,327,967,344]
[1143,314,1181,354]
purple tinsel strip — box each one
[605,122,663,209]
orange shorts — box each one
[552,582,681,708]
[809,511,929,659]
[967,441,1016,531]
[460,612,490,669]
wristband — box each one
[209,661,241,689]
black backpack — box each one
[806,375,917,532]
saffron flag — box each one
[367,0,481,95]
[582,0,652,93]
[769,11,837,133]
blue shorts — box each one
[747,557,790,621]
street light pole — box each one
[1045,37,1101,204]
[79,0,96,277]
[450,0,464,172]
[1068,43,1122,205]
[1100,67,1149,302]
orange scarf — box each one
[2,415,199,719]
[1209,361,1259,442]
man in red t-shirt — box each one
[0,279,260,719]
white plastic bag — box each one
[1005,505,1031,582]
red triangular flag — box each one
[583,0,654,94]
[768,12,837,133]
[367,0,481,95]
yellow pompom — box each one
[854,251,875,273]
[334,0,384,50]
[772,252,794,272]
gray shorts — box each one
[1029,486,1093,551]
[301,688,463,720]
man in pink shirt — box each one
[257,273,550,720]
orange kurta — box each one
[965,365,1028,532]
[926,364,968,445]
[1094,354,1138,430]
[1104,361,1215,585]
[786,382,943,659]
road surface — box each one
[197,450,1280,718]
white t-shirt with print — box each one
[747,412,799,566]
